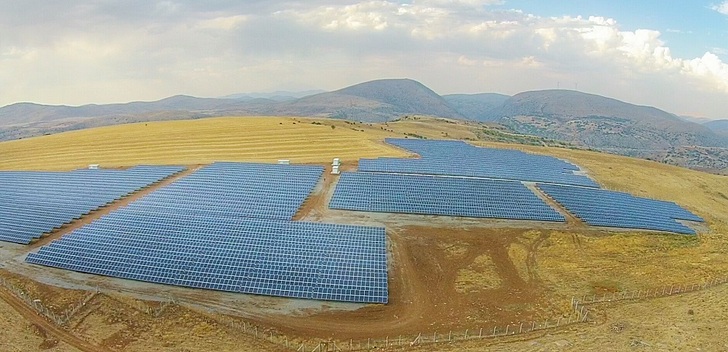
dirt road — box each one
[0,287,109,352]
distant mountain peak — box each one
[284,78,464,122]
[487,89,727,150]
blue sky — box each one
[1,0,727,118]
[498,0,728,60]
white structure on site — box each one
[331,158,341,175]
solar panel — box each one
[0,166,185,244]
[538,184,703,235]
[25,162,389,304]
[26,214,388,303]
[124,162,324,220]
[358,138,598,187]
[330,172,565,222]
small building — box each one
[331,158,341,174]
[88,164,99,170]
[278,160,290,165]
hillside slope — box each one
[443,93,510,121]
[704,119,728,136]
[276,79,464,122]
[0,95,243,126]
[487,90,728,150]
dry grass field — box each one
[0,116,411,171]
[1,116,728,351]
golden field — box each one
[0,116,410,171]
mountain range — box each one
[1,78,726,172]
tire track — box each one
[0,287,109,352]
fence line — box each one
[2,274,728,351]
[58,290,98,325]
[0,276,63,325]
[575,276,728,307]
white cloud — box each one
[195,15,249,30]
[279,1,396,31]
[0,1,726,118]
[713,1,728,15]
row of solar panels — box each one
[0,166,186,244]
[124,163,324,221]
[356,138,597,187]
[537,184,702,235]
[329,171,702,234]
[330,172,566,222]
[23,162,390,304]
[26,212,389,303]
[385,139,577,170]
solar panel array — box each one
[0,166,185,244]
[330,172,565,221]
[538,184,703,235]
[122,162,324,220]
[358,138,598,187]
[26,162,390,304]
[26,213,388,303]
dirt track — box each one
[0,287,107,352]
[29,166,200,249]
[245,226,560,340]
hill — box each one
[487,90,728,151]
[442,93,510,121]
[0,116,414,171]
[0,95,242,126]
[2,80,727,173]
[0,79,468,138]
[274,79,464,122]
[220,90,326,101]
[704,119,728,135]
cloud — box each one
[713,1,728,15]
[0,1,726,118]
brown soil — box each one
[0,285,108,352]
[246,226,561,340]
[292,164,338,221]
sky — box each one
[1,1,727,118]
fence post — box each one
[519,322,523,333]
[479,328,482,338]
[465,329,468,339]
[505,325,509,335]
